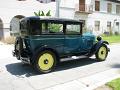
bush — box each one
[1,36,16,44]
[115,31,119,35]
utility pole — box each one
[55,0,60,18]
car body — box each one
[12,16,110,73]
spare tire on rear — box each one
[14,37,23,60]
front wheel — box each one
[95,44,108,61]
[34,50,56,73]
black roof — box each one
[24,16,83,24]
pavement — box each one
[0,42,120,90]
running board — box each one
[60,55,88,62]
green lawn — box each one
[107,78,120,90]
[102,35,120,44]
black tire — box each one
[14,37,23,60]
[95,44,108,61]
[34,50,57,73]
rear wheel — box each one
[95,44,108,61]
[34,50,56,73]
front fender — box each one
[88,40,109,56]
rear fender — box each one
[31,45,60,64]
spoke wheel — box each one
[35,50,56,73]
[95,44,108,61]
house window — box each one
[95,21,100,31]
[95,1,100,11]
[107,3,112,13]
[79,0,85,11]
[116,5,120,15]
[107,21,111,32]
[116,22,119,26]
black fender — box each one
[88,40,109,57]
[31,45,60,64]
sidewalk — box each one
[44,68,120,90]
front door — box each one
[64,35,82,55]
[64,24,82,55]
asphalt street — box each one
[0,43,120,90]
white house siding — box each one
[59,0,78,19]
[77,0,120,35]
[60,7,75,19]
[59,0,120,35]
[0,0,56,39]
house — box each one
[60,0,120,35]
[0,0,56,40]
[0,0,120,40]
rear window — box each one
[29,20,41,35]
[20,20,28,36]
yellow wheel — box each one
[95,44,108,61]
[35,50,56,73]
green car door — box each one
[64,35,82,54]
[64,24,82,55]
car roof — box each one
[24,16,83,24]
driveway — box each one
[0,43,120,90]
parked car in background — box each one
[12,16,110,73]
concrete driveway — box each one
[0,43,120,90]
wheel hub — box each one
[101,51,104,54]
[44,59,49,64]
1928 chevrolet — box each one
[12,16,110,73]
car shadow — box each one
[6,58,97,77]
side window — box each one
[66,24,80,34]
[42,22,63,34]
[49,23,63,34]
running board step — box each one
[60,55,88,62]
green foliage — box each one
[107,78,120,90]
[46,10,51,16]
[49,24,62,32]
[34,10,41,16]
[34,10,51,16]
[41,11,45,16]
[102,34,120,44]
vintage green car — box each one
[12,16,110,73]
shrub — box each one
[1,36,16,44]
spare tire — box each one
[14,37,23,60]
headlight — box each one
[97,36,102,41]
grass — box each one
[102,35,120,44]
[107,78,120,90]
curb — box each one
[83,69,120,90]
[47,69,120,90]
